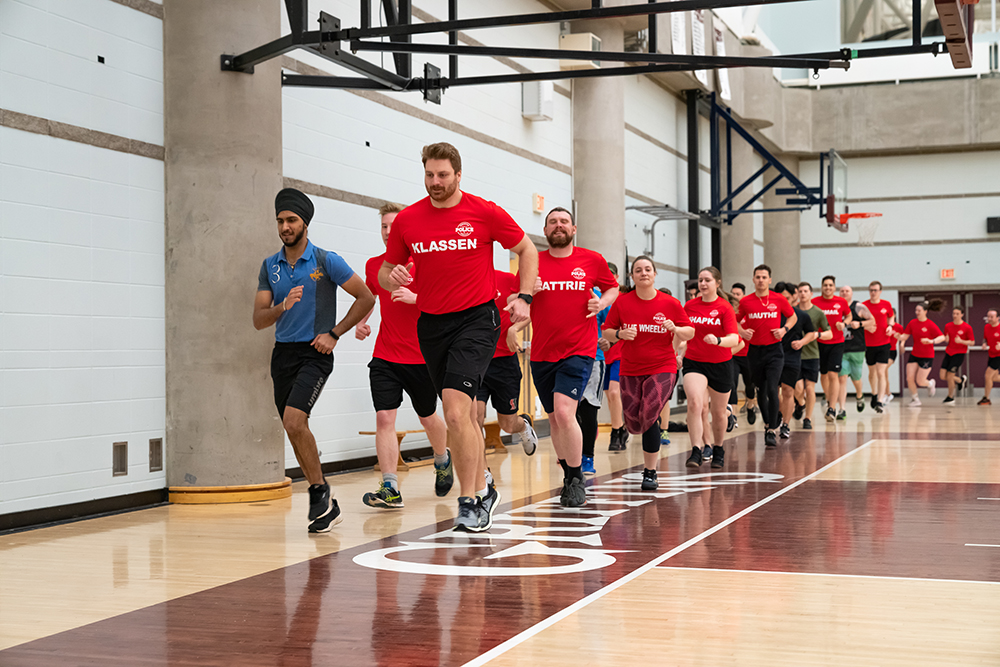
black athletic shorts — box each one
[888,349,898,363]
[683,357,732,394]
[819,342,844,374]
[368,357,438,418]
[941,352,966,374]
[531,355,593,414]
[988,357,1000,371]
[907,354,934,370]
[799,358,820,384]
[417,301,500,399]
[865,344,891,366]
[780,360,802,388]
[270,342,333,419]
[477,354,522,415]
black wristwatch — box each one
[517,293,533,305]
[329,329,340,340]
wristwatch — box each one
[517,293,533,305]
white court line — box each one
[657,565,1000,586]
[978,498,1000,501]
[966,543,1000,548]
[461,439,876,667]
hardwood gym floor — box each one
[2,400,998,666]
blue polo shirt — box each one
[257,241,355,343]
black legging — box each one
[576,400,600,458]
[642,418,662,453]
[748,343,784,431]
[729,355,756,405]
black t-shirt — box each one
[782,306,814,363]
[844,300,867,352]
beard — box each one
[281,227,305,248]
[545,229,574,248]
[427,180,458,203]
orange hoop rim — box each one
[839,212,882,222]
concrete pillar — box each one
[163,1,285,491]
[763,156,801,282]
[720,136,757,288]
[572,20,625,264]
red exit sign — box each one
[941,268,955,280]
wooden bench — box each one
[358,429,435,471]
[483,421,506,452]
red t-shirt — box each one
[892,322,905,342]
[384,193,525,315]
[903,318,941,358]
[736,292,795,347]
[529,247,618,363]
[492,270,521,358]
[862,299,895,347]
[684,297,738,363]
[985,322,1000,358]
[603,291,691,376]
[605,340,622,364]
[811,295,851,345]
[944,321,974,355]
[365,253,424,365]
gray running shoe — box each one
[453,496,489,532]
[560,477,587,507]
[479,483,501,530]
[519,415,538,456]
[362,483,404,509]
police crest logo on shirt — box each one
[571,267,586,280]
[710,309,719,317]
[653,313,667,326]
[455,222,474,237]
[767,303,777,311]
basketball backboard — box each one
[821,149,849,232]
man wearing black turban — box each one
[253,188,376,532]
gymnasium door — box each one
[967,292,1000,387]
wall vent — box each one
[113,441,128,476]
[149,438,163,473]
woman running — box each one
[602,256,694,490]
[683,267,741,469]
[942,305,975,403]
[898,299,944,406]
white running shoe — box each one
[518,415,538,456]
[928,379,936,397]
[883,394,893,405]
[908,397,922,407]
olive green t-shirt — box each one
[801,304,830,360]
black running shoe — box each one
[703,444,713,461]
[453,496,489,532]
[362,483,404,509]
[943,396,955,404]
[978,397,992,406]
[308,499,343,533]
[802,418,813,430]
[857,396,865,412]
[874,402,884,413]
[608,427,626,452]
[793,401,804,421]
[825,407,836,423]
[779,423,791,439]
[870,395,880,410]
[727,413,737,433]
[710,445,725,469]
[560,476,587,507]
[479,483,501,530]
[765,430,777,448]
[434,450,454,497]
[746,407,757,425]
[686,445,703,468]
[641,468,658,491]
[957,374,967,391]
[308,482,331,521]
[836,410,847,421]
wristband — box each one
[517,293,533,305]
[329,330,340,340]
[614,329,620,341]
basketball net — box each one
[840,212,882,246]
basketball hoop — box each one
[840,212,882,246]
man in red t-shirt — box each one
[379,143,539,533]
[475,269,538,454]
[355,203,452,509]
[812,275,853,421]
[862,280,896,413]
[941,305,975,403]
[736,264,796,448]
[530,207,619,507]
[981,308,1000,405]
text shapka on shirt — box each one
[384,193,526,315]
[529,247,618,363]
[604,291,691,376]
[258,240,355,343]
[811,295,851,345]
[944,321,975,356]
[984,323,1000,357]
[492,270,521,359]
[903,318,942,358]
[684,296,737,364]
[862,299,895,347]
[736,291,795,347]
[364,253,424,365]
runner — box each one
[356,203,452,508]
[530,207,618,506]
[475,268,538,457]
[603,256,693,488]
[980,308,1000,406]
[862,281,895,414]
[794,281,832,429]
[683,267,740,468]
[885,321,906,404]
[941,305,975,403]
[897,299,944,406]
[775,282,816,440]
[839,285,870,413]
[736,265,796,448]
[254,187,376,532]
[812,276,852,422]
[603,265,629,451]
[380,142,539,532]
[728,282,757,425]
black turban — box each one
[275,188,314,225]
